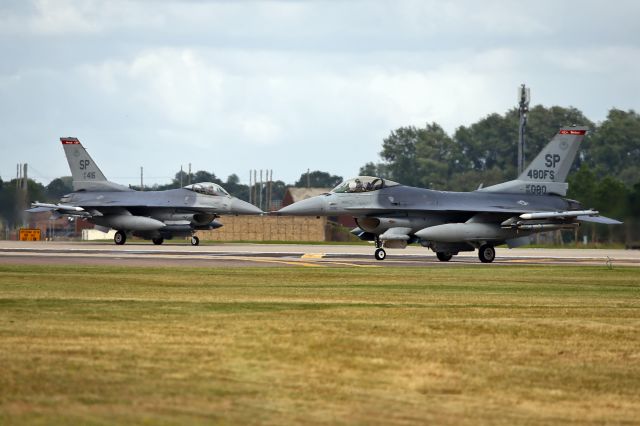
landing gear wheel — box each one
[374,248,386,261]
[114,231,126,245]
[191,236,200,246]
[436,252,453,262]
[478,244,495,263]
[152,238,164,245]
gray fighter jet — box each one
[28,137,262,245]
[277,127,621,262]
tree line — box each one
[1,105,638,243]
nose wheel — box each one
[190,236,200,246]
[373,236,386,260]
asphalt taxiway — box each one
[1,241,639,268]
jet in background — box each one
[277,127,621,262]
[28,137,262,245]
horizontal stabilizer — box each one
[577,215,623,225]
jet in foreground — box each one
[278,127,621,262]
[29,137,262,245]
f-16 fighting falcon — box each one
[28,138,263,245]
[278,127,621,262]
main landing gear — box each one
[114,230,127,245]
[436,252,453,262]
[478,244,496,263]
[373,236,386,261]
[191,235,200,246]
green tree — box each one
[453,113,517,177]
[566,165,598,209]
[358,162,388,178]
[294,171,343,188]
[586,109,640,185]
[379,126,420,186]
[629,182,640,218]
[415,123,454,189]
[193,171,222,185]
[46,177,73,200]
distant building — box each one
[28,211,93,240]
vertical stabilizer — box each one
[477,127,588,196]
[519,127,587,183]
[60,137,131,191]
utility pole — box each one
[21,164,28,228]
[188,163,192,185]
[249,170,252,204]
[253,170,257,207]
[180,165,183,187]
[140,167,144,191]
[268,169,273,212]
[517,84,530,176]
[306,168,310,188]
[259,169,263,211]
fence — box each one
[197,216,328,242]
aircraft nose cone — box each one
[230,198,263,215]
[277,196,325,215]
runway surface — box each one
[1,241,639,268]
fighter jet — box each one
[28,137,262,245]
[277,127,621,262]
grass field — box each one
[1,264,639,425]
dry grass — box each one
[0,264,639,425]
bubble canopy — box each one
[331,176,399,193]
[184,182,230,196]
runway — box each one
[1,241,639,267]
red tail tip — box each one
[559,129,586,135]
[60,137,80,145]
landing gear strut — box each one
[114,231,126,245]
[478,244,495,263]
[191,235,200,246]
[374,236,386,261]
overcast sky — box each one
[1,0,639,187]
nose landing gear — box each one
[373,236,386,261]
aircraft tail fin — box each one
[478,127,588,196]
[61,137,131,191]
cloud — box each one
[1,0,640,185]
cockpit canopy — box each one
[331,176,399,193]
[184,182,229,196]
